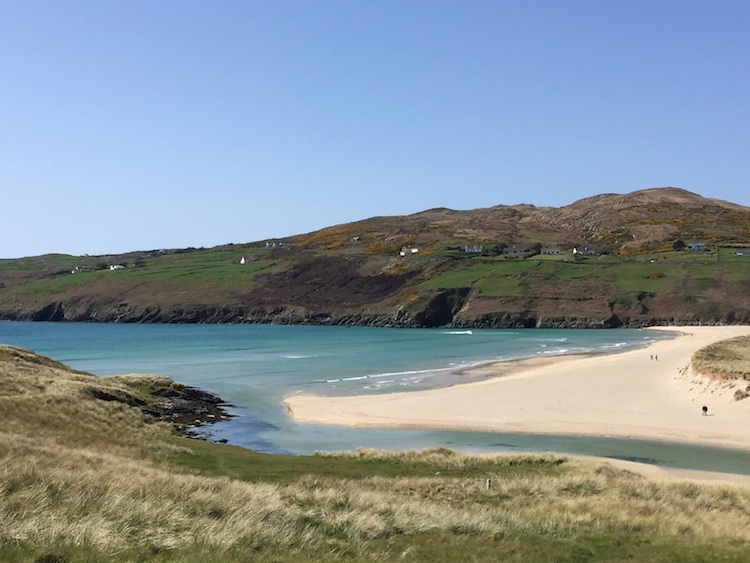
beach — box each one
[285,326,750,455]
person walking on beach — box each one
[702,405,708,416]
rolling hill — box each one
[2,187,750,328]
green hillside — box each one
[2,187,750,327]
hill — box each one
[2,187,750,327]
[3,344,750,561]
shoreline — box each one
[285,326,750,456]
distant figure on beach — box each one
[702,405,708,416]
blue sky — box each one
[2,1,748,258]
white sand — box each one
[285,326,750,453]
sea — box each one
[2,321,749,475]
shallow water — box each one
[2,321,749,474]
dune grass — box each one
[692,335,750,381]
[3,344,750,561]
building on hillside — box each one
[572,247,596,256]
[462,245,483,253]
[735,248,750,256]
[685,242,706,251]
[540,247,561,255]
[71,266,91,274]
[109,264,125,270]
[502,247,525,255]
[399,246,421,257]
[240,256,252,264]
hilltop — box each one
[2,187,750,327]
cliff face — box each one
[12,288,749,329]
[2,187,750,328]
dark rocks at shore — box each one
[87,381,235,439]
[5,299,750,329]
[142,385,235,438]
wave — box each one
[600,341,629,349]
[365,365,458,379]
[443,330,473,335]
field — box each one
[3,344,750,561]
[418,250,747,296]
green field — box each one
[416,251,749,299]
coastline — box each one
[285,326,750,455]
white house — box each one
[572,247,595,256]
[109,264,125,270]
[399,246,421,257]
[240,256,251,264]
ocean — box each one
[2,321,749,474]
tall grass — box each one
[692,335,750,381]
[3,344,750,561]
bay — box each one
[2,321,749,475]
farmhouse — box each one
[735,248,750,256]
[541,247,561,255]
[502,247,525,255]
[685,242,706,251]
[109,264,125,271]
[462,245,483,253]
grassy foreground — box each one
[2,345,750,562]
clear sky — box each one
[2,1,748,258]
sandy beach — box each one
[285,326,750,456]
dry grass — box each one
[6,439,750,556]
[692,336,750,403]
[4,344,750,560]
[692,335,750,381]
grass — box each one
[168,441,566,484]
[3,344,750,561]
[692,335,750,382]
[412,252,750,308]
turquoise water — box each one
[2,321,749,474]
